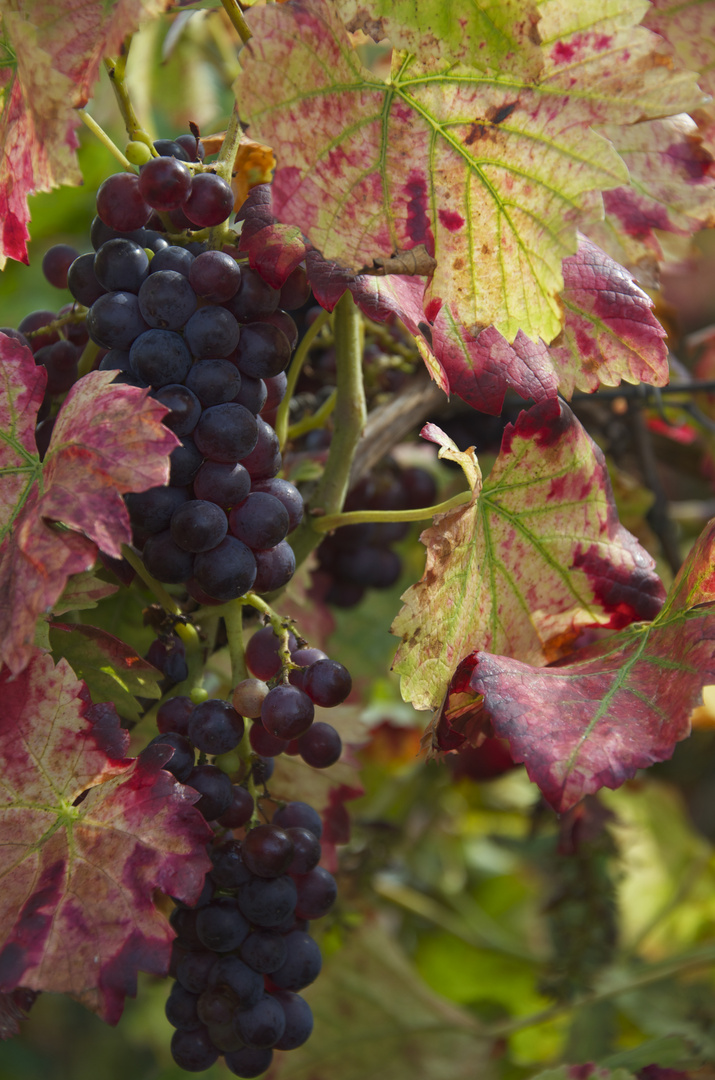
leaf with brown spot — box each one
[392,401,665,712]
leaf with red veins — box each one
[52,568,118,616]
[236,185,309,289]
[0,342,178,674]
[458,517,715,812]
[550,235,669,398]
[0,0,171,265]
[238,0,704,346]
[391,401,666,712]
[0,654,212,1021]
[585,115,715,269]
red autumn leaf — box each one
[452,517,715,813]
[0,335,178,674]
[0,653,212,1022]
[392,401,666,712]
[0,0,171,266]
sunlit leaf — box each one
[392,401,665,712]
[454,517,715,811]
[0,653,212,1022]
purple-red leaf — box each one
[0,335,178,674]
[0,653,212,1022]
[392,401,666,712]
[453,518,715,812]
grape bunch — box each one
[316,461,437,608]
[149,627,351,1075]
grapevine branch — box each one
[276,307,331,449]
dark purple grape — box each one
[262,309,299,350]
[57,304,89,346]
[176,133,204,161]
[233,374,267,414]
[193,536,256,601]
[188,698,244,755]
[170,1025,219,1071]
[208,955,263,1008]
[245,626,297,681]
[234,322,291,379]
[42,244,79,289]
[35,417,55,459]
[176,950,218,995]
[153,138,191,161]
[285,827,321,875]
[138,270,197,329]
[303,659,352,707]
[210,839,252,889]
[36,340,79,394]
[184,173,235,227]
[252,541,296,593]
[279,266,311,311]
[249,722,288,758]
[218,786,255,830]
[189,250,241,302]
[146,633,189,682]
[234,993,286,1049]
[229,492,289,552]
[238,875,297,928]
[242,824,294,878]
[273,990,313,1050]
[193,460,251,508]
[184,305,240,358]
[238,417,281,481]
[154,383,201,436]
[194,402,258,463]
[68,253,107,306]
[294,866,337,920]
[170,499,229,553]
[196,896,250,952]
[186,764,233,819]
[261,684,314,740]
[139,155,192,209]
[149,245,195,277]
[270,930,322,991]
[130,328,192,386]
[196,986,236,1028]
[99,348,132,374]
[297,721,342,768]
[157,695,194,736]
[166,983,202,1030]
[252,478,303,532]
[239,930,288,975]
[96,172,151,231]
[86,291,149,350]
[273,801,323,839]
[170,905,203,949]
[142,530,194,583]
[263,372,287,411]
[170,436,204,486]
[224,267,279,323]
[252,756,274,785]
[93,238,149,293]
[147,731,194,780]
[225,1046,273,1078]
[185,357,241,407]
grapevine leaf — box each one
[49,623,162,723]
[0,0,172,265]
[454,517,715,812]
[0,339,178,674]
[0,654,212,1022]
[586,115,715,271]
[332,0,543,77]
[264,922,489,1080]
[0,332,45,540]
[392,400,666,712]
[238,0,703,344]
[52,568,119,616]
[237,189,668,411]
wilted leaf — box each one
[454,517,715,812]
[52,568,118,616]
[265,922,490,1080]
[49,623,162,723]
[239,0,702,345]
[0,0,172,265]
[392,401,666,712]
[0,337,178,674]
[0,653,212,1022]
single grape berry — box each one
[188,699,245,756]
[96,173,151,231]
[232,677,269,719]
[242,824,295,878]
[261,684,314,740]
[184,173,235,227]
[296,721,342,769]
[303,658,352,707]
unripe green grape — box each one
[126,140,153,166]
[190,686,209,704]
